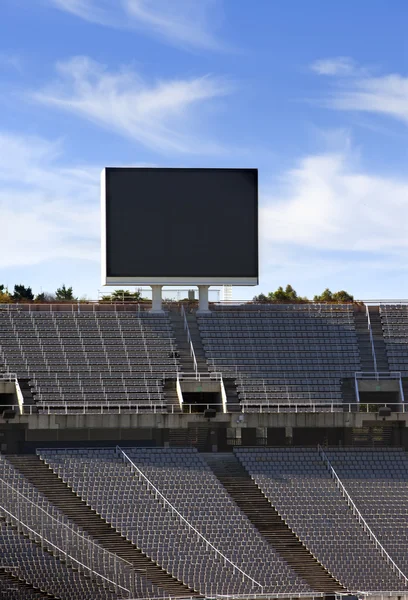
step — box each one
[0,564,55,599]
[203,454,345,593]
[7,455,200,598]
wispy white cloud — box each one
[310,56,358,77]
[257,139,408,297]
[0,131,100,269]
[328,74,408,125]
[261,147,408,253]
[48,0,225,51]
[33,56,232,155]
[0,52,23,72]
[311,59,408,127]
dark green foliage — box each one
[13,284,34,301]
[55,285,76,301]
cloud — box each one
[33,56,232,154]
[255,142,408,298]
[328,74,408,125]
[0,131,100,269]
[310,57,358,77]
[311,59,408,127]
[261,148,408,254]
[48,0,224,51]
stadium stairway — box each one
[0,563,55,598]
[222,378,241,412]
[203,453,345,594]
[168,309,207,374]
[368,306,390,372]
[6,455,201,599]
[354,306,376,371]
[163,378,182,413]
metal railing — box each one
[2,402,408,416]
[181,304,198,374]
[220,377,227,414]
[117,446,263,590]
[355,371,405,404]
[0,475,134,595]
[355,371,402,380]
[0,372,18,382]
[366,305,378,374]
[318,445,408,585]
[176,374,184,409]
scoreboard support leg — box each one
[151,285,164,313]
[197,285,211,314]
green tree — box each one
[314,288,354,303]
[13,284,34,301]
[102,289,144,302]
[35,292,56,302]
[252,293,269,303]
[313,288,333,303]
[55,285,76,301]
[332,290,354,303]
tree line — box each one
[0,286,148,303]
[0,284,76,303]
[253,285,354,304]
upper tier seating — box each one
[125,448,310,593]
[235,448,404,591]
[326,448,408,578]
[39,448,310,596]
[0,307,179,412]
[198,305,361,409]
[380,305,408,375]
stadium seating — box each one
[380,304,408,375]
[198,304,361,409]
[0,453,155,598]
[0,307,179,412]
[125,447,311,592]
[0,518,119,600]
[235,447,404,591]
[326,448,408,578]
[39,447,311,596]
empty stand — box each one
[198,304,361,409]
[6,454,193,599]
[0,518,119,600]
[125,447,312,593]
[203,452,344,593]
[236,448,405,591]
[0,306,180,413]
[0,568,53,599]
[38,447,269,597]
[326,448,408,579]
[380,304,408,376]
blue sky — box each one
[1,0,408,301]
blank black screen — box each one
[105,168,258,279]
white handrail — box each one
[365,305,378,374]
[181,304,198,374]
[116,446,263,590]
[318,445,408,585]
[4,401,408,415]
[0,472,133,593]
[220,376,228,414]
[0,501,131,595]
[176,374,184,409]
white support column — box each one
[151,285,164,313]
[197,285,210,314]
